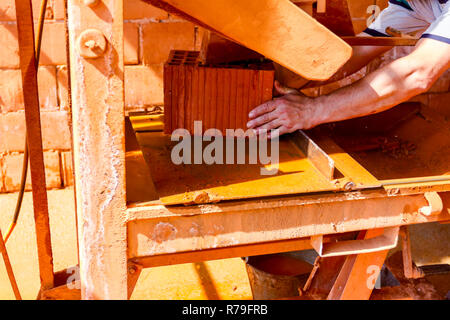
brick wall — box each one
[0,0,448,193]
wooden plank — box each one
[14,0,54,290]
[67,0,127,299]
[144,0,352,80]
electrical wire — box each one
[3,0,48,243]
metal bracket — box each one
[311,226,400,257]
[291,130,335,180]
[419,192,443,216]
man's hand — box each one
[247,81,320,138]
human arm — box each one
[247,37,450,137]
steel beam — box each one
[67,0,127,299]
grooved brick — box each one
[3,150,61,192]
[124,23,139,65]
[142,22,195,65]
[125,64,164,107]
[124,0,169,20]
[0,67,58,112]
[164,51,274,134]
[0,111,71,152]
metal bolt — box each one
[128,265,137,274]
[83,0,100,7]
[344,181,355,191]
[76,29,107,59]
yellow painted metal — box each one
[136,130,338,205]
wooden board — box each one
[143,0,352,80]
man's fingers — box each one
[253,119,281,133]
[248,100,277,119]
[247,109,279,128]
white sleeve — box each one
[364,0,429,37]
[421,2,450,44]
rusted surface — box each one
[327,229,390,300]
[130,238,315,268]
[126,191,450,258]
[164,50,274,134]
[67,0,127,299]
[14,0,54,290]
[384,251,445,300]
[0,229,21,300]
[143,0,352,80]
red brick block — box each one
[3,150,61,192]
[0,67,58,112]
[142,22,195,65]
[0,21,68,67]
[125,64,164,107]
[124,22,139,65]
[0,24,20,68]
[38,22,67,65]
[164,51,274,134]
[0,111,71,152]
[0,0,60,21]
[61,151,73,187]
[124,0,169,20]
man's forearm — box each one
[312,51,434,126]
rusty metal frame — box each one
[14,0,54,292]
[59,0,450,300]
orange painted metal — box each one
[327,229,391,300]
[164,50,274,135]
[137,131,338,205]
[15,0,54,290]
[143,0,352,80]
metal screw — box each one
[344,181,355,191]
[128,265,137,274]
[77,29,107,59]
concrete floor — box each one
[0,188,448,300]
